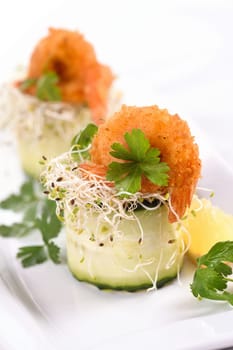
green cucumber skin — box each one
[69,265,178,292]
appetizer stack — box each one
[42,105,201,291]
[0,28,116,177]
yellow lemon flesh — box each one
[182,196,233,261]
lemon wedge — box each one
[181,196,233,261]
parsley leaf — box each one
[20,71,61,102]
[35,200,62,243]
[17,246,47,268]
[71,123,98,161]
[0,223,34,238]
[19,78,37,91]
[107,162,142,193]
[106,129,170,193]
[198,241,233,267]
[124,129,150,161]
[47,241,60,264]
[191,241,233,305]
[0,179,37,211]
[36,71,61,101]
[0,178,62,267]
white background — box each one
[0,0,232,163]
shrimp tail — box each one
[169,186,194,222]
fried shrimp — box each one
[26,28,114,124]
[81,105,201,222]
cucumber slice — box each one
[17,108,92,178]
[66,206,184,291]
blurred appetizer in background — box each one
[0,28,119,177]
[42,105,201,291]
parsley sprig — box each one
[20,71,61,102]
[0,178,62,267]
[191,241,233,305]
[106,129,169,193]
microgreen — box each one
[71,123,98,161]
[106,129,169,193]
[191,241,233,305]
[0,178,62,267]
[20,71,61,102]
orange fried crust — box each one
[82,105,201,223]
[26,28,114,124]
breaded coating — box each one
[84,105,201,222]
[26,28,114,124]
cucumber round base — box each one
[2,84,120,178]
[16,109,92,178]
[66,206,184,291]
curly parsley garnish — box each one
[191,241,233,305]
[0,178,62,267]
[20,71,61,102]
[106,129,169,193]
